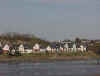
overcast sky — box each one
[0,0,99,40]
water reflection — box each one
[0,60,100,76]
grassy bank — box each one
[0,51,99,62]
[0,55,90,63]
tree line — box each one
[0,32,50,47]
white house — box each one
[72,44,77,52]
[3,44,10,54]
[33,43,40,51]
[51,48,56,53]
[60,46,64,52]
[40,46,46,52]
[18,44,25,53]
[24,44,33,53]
[46,46,52,52]
[64,43,69,51]
[11,49,16,55]
[80,45,87,52]
[24,49,33,53]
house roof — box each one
[50,42,65,48]
[68,43,73,48]
[40,46,46,49]
[24,44,33,49]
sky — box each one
[0,0,99,40]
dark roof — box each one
[50,44,56,48]
[68,43,73,48]
[40,46,46,49]
[50,43,65,48]
[24,44,33,49]
[76,44,80,48]
[60,44,65,48]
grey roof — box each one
[24,44,33,49]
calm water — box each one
[0,60,100,76]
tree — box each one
[75,37,82,45]
[0,32,50,47]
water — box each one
[0,60,100,76]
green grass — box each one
[0,51,99,62]
[17,51,99,57]
[0,51,99,58]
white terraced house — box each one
[64,43,69,51]
[46,46,52,52]
[63,43,87,52]
[3,44,10,54]
[18,44,25,53]
[33,43,40,52]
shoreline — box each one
[0,56,99,63]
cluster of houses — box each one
[0,40,88,55]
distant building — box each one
[73,43,77,52]
[63,42,87,52]
[33,43,40,52]
[24,44,33,53]
[64,43,69,50]
[18,44,24,53]
[40,46,46,52]
[3,44,10,54]
[46,46,52,52]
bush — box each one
[15,51,21,56]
